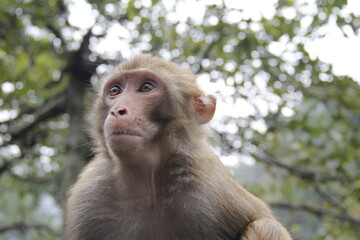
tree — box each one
[0,0,359,239]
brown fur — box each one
[65,54,292,240]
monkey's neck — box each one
[113,143,167,200]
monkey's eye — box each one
[109,86,122,96]
[139,82,155,92]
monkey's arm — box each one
[240,218,292,240]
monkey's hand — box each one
[240,218,292,240]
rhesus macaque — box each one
[66,54,292,240]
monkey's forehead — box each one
[117,54,190,71]
[109,68,163,81]
[116,55,196,78]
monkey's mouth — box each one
[111,129,142,137]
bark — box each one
[61,76,90,203]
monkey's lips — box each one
[106,128,145,152]
[108,129,143,137]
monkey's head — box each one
[91,54,216,157]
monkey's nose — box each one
[110,108,128,117]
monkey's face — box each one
[102,69,167,155]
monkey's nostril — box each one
[118,108,127,115]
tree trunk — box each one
[61,77,90,203]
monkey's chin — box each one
[106,134,145,154]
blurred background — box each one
[0,0,360,239]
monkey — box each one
[65,54,292,240]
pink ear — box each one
[194,94,217,124]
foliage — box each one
[0,0,359,239]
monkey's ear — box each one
[194,94,217,124]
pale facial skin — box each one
[103,69,167,156]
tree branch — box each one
[0,161,11,175]
[196,40,217,74]
[220,134,354,183]
[255,150,350,182]
[65,25,98,85]
[271,202,360,225]
[0,106,36,125]
[8,170,54,184]
[0,221,59,236]
[46,24,65,45]
[5,91,67,144]
[0,152,25,176]
[313,184,348,212]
